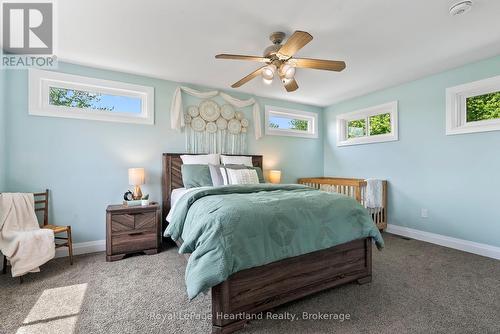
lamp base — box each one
[133,185,143,200]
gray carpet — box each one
[1,233,499,334]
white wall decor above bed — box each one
[170,86,262,139]
[184,99,250,154]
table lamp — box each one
[128,168,145,200]
[269,170,281,184]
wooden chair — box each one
[2,189,73,278]
[36,189,74,265]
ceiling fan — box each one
[215,31,346,92]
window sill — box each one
[446,120,500,135]
[265,128,318,139]
[337,133,398,147]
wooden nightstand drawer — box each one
[106,203,161,262]
[112,232,157,254]
[111,212,156,233]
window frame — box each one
[264,105,318,139]
[29,69,155,125]
[446,75,500,135]
[336,101,398,147]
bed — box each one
[161,153,383,334]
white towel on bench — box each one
[0,193,55,277]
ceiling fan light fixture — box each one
[262,64,276,80]
[280,64,296,79]
[216,30,346,92]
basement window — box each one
[265,105,318,138]
[337,101,398,146]
[29,69,154,124]
[446,75,500,135]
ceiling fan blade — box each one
[231,66,266,88]
[290,58,346,71]
[278,31,313,58]
[216,54,270,63]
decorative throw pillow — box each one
[220,155,253,167]
[250,166,265,183]
[211,164,247,186]
[208,164,225,186]
[181,164,213,188]
[180,154,220,165]
[225,168,260,185]
[211,164,265,185]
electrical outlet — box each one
[421,208,428,218]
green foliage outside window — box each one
[289,119,308,131]
[347,113,391,139]
[49,87,114,111]
[369,113,391,136]
[348,119,366,138]
[268,118,308,131]
[466,92,500,122]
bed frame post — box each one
[161,153,171,224]
[212,281,247,334]
[357,237,372,284]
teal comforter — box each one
[164,184,384,299]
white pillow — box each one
[180,154,220,165]
[220,155,253,167]
[220,167,229,185]
[224,169,259,185]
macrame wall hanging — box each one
[170,86,262,139]
[184,100,249,154]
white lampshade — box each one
[269,170,281,184]
[128,168,145,186]
[262,77,273,85]
[280,64,296,79]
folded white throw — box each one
[364,179,383,209]
[0,193,55,277]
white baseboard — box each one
[55,239,106,258]
[386,224,500,260]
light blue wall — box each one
[4,62,323,243]
[324,55,500,248]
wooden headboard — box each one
[161,153,263,222]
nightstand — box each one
[106,203,161,262]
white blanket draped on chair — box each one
[0,193,55,277]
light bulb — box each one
[262,77,273,85]
[280,64,296,79]
[262,65,276,80]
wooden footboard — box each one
[211,237,372,334]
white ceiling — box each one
[58,0,500,107]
